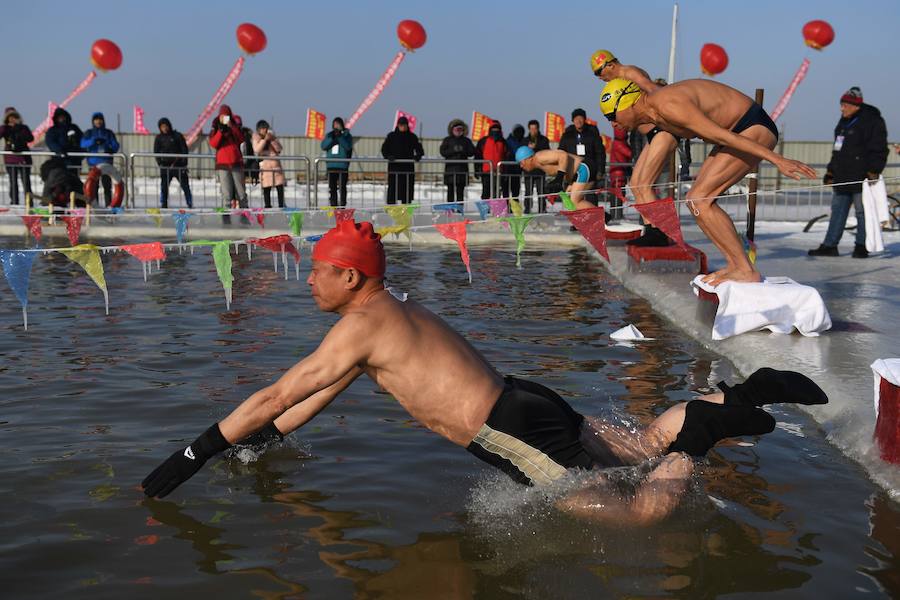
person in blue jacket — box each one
[320,117,353,207]
[80,112,120,206]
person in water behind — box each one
[515,146,596,210]
[599,77,817,285]
[143,221,828,526]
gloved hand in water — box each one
[142,423,231,498]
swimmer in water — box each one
[143,221,828,525]
[515,146,595,210]
[599,77,817,285]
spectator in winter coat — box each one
[45,107,83,170]
[809,86,889,259]
[381,116,423,205]
[475,121,507,200]
[252,120,286,208]
[239,118,259,187]
[558,108,606,204]
[503,124,526,200]
[208,104,248,210]
[0,107,34,204]
[153,117,192,208]
[321,117,353,207]
[523,120,550,213]
[80,112,120,206]
[439,118,475,205]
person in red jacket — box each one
[608,126,632,220]
[474,121,507,199]
[208,105,248,211]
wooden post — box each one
[24,191,31,215]
[746,88,764,241]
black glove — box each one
[142,423,231,498]
[544,170,566,194]
[823,171,833,186]
[234,421,284,448]
[210,120,220,133]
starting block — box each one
[606,223,644,242]
[873,359,900,465]
[626,243,708,275]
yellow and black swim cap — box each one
[600,78,642,121]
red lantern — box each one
[700,43,728,76]
[397,20,427,51]
[90,39,122,72]
[236,23,267,55]
[803,20,834,50]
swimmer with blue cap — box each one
[516,145,596,210]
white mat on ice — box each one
[692,275,832,340]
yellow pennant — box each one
[146,208,162,227]
[58,244,109,314]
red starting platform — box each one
[626,243,708,275]
[606,224,644,242]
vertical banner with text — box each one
[305,109,326,140]
[544,112,565,143]
[471,111,493,141]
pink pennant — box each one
[121,242,166,262]
[434,220,472,283]
[633,197,687,249]
[254,208,265,228]
[248,234,300,262]
[21,216,42,243]
[62,216,83,246]
[334,208,355,223]
[562,207,609,262]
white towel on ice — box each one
[692,276,832,340]
[862,176,890,254]
[871,358,900,419]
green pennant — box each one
[500,216,536,268]
[212,241,233,309]
[559,192,577,211]
[289,212,304,237]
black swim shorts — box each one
[710,102,778,156]
[466,377,595,485]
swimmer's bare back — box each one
[643,79,755,139]
[354,290,504,445]
[532,149,581,178]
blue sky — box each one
[4,0,898,141]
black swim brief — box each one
[731,102,778,139]
[466,377,595,485]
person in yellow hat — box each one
[600,77,817,285]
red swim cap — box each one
[311,220,386,278]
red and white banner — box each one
[133,105,150,135]
[346,51,407,129]
[471,111,493,141]
[544,112,565,143]
[184,56,246,146]
[393,110,417,132]
[770,58,810,122]
[305,108,326,140]
[31,72,98,145]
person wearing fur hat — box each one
[439,119,475,205]
[153,117,192,208]
[809,87,889,259]
[0,107,34,204]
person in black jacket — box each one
[154,118,193,208]
[503,124,526,201]
[0,107,34,204]
[809,87,889,259]
[558,108,605,205]
[44,107,83,170]
[439,119,475,205]
[381,116,423,204]
[523,120,550,213]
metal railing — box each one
[311,157,492,209]
[0,150,128,206]
[128,152,311,209]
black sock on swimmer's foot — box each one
[666,400,776,457]
[719,368,829,407]
[235,422,284,447]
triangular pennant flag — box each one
[559,192,577,211]
[487,198,509,219]
[21,216,42,243]
[509,199,523,217]
[563,207,609,262]
[335,208,355,223]
[633,198,686,249]
[499,215,536,268]
[0,250,38,329]
[172,212,192,244]
[62,216,83,246]
[212,241,233,310]
[431,202,463,214]
[146,208,163,227]
[288,212,304,237]
[121,242,166,262]
[475,201,491,221]
[58,244,109,314]
[378,204,416,239]
[248,234,301,262]
[434,220,472,283]
[254,208,265,228]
